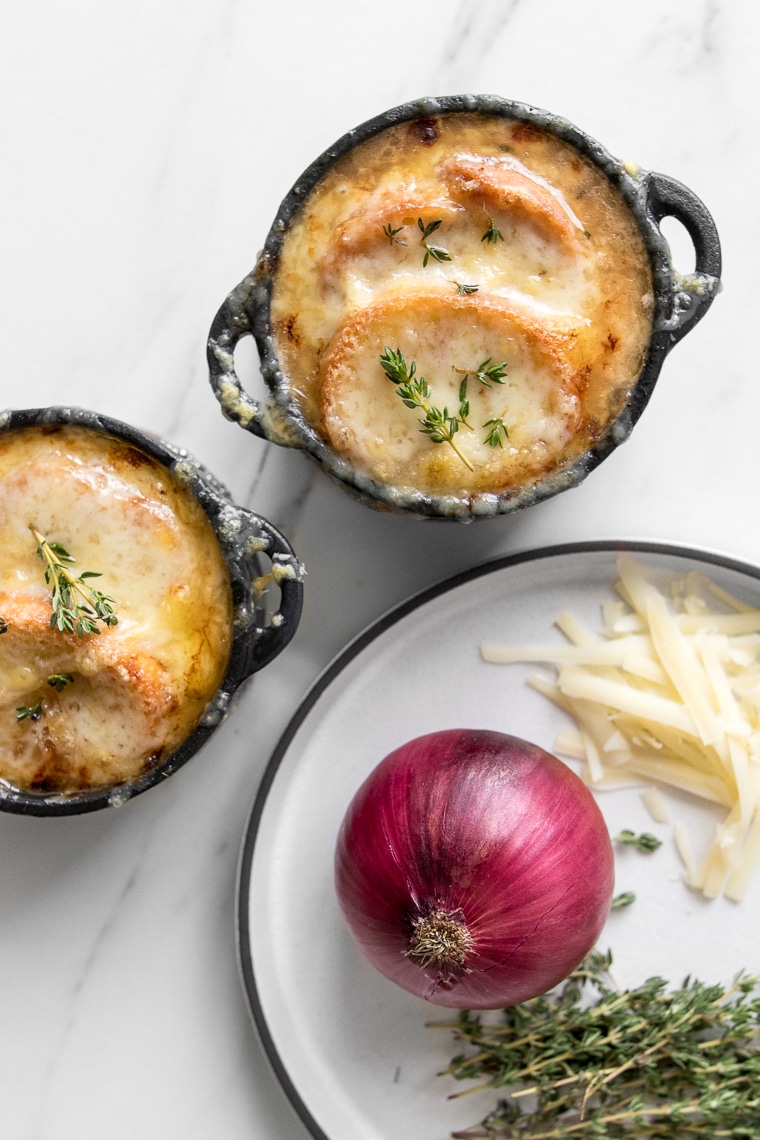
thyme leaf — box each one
[457,378,473,429]
[418,217,443,239]
[379,348,474,470]
[453,282,480,295]
[611,890,637,909]
[423,245,452,267]
[32,528,118,638]
[437,950,760,1138]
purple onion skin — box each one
[334,729,614,1009]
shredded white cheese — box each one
[641,786,670,824]
[481,553,760,901]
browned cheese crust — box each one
[0,426,233,793]
[270,113,654,500]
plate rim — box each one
[236,537,760,1140]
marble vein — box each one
[436,0,526,90]
[24,858,146,1140]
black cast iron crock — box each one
[0,406,304,816]
[207,94,722,520]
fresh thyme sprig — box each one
[453,282,479,295]
[47,672,75,692]
[453,358,509,388]
[15,675,76,726]
[616,830,663,854]
[483,415,509,448]
[452,360,510,447]
[382,221,407,246]
[611,890,636,909]
[32,528,118,638]
[456,379,473,430]
[481,216,504,244]
[379,348,474,471]
[16,703,43,722]
[435,950,760,1138]
[418,217,452,267]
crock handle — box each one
[207,273,268,439]
[644,171,722,344]
[234,511,305,678]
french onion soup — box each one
[0,424,233,795]
[269,112,655,505]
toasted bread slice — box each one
[320,290,583,496]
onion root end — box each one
[406,907,474,976]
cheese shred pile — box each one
[481,553,760,901]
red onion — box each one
[334,728,614,1009]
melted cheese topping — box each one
[271,113,654,502]
[0,426,233,794]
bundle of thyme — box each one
[436,950,760,1138]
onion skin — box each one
[334,729,614,1009]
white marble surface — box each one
[1,1,758,1137]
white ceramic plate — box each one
[238,541,760,1140]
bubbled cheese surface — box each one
[270,113,654,502]
[0,426,233,794]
